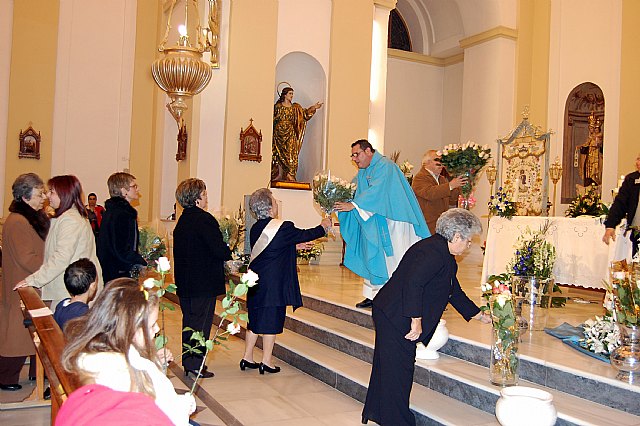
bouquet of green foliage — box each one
[138,226,167,267]
[438,141,491,197]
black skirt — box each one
[247,305,287,334]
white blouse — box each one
[78,347,195,426]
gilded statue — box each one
[271,87,323,182]
[576,112,603,187]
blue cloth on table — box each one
[544,322,611,363]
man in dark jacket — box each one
[603,153,640,256]
[97,172,146,282]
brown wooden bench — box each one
[17,286,77,424]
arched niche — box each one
[274,52,326,183]
[561,82,605,203]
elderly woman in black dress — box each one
[362,208,491,425]
[173,178,231,378]
[241,188,330,374]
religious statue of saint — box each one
[576,112,603,187]
[271,87,323,182]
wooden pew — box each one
[17,286,77,424]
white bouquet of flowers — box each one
[582,315,620,355]
[312,170,356,214]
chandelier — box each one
[152,0,220,125]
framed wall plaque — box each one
[19,125,41,159]
[239,118,262,162]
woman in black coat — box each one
[362,208,491,426]
[97,172,146,282]
[173,178,231,378]
[241,188,330,374]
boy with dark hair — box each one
[53,258,98,330]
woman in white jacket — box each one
[14,175,102,309]
[61,278,196,426]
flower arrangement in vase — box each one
[438,141,491,208]
[134,226,167,278]
[481,274,519,386]
[390,151,415,185]
[488,187,516,218]
[604,259,640,382]
[507,220,565,312]
[296,241,324,264]
[565,184,609,218]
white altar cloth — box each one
[481,216,632,289]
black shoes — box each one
[43,387,51,400]
[240,359,260,371]
[184,366,214,378]
[0,384,22,391]
[259,363,281,374]
[356,298,373,309]
[29,376,36,381]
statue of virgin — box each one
[271,87,323,182]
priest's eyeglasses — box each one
[350,150,364,159]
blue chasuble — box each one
[338,152,430,285]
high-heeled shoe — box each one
[258,363,281,374]
[361,415,368,424]
[240,359,260,371]
[184,367,214,378]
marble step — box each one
[237,319,498,426]
[284,305,640,425]
[298,293,640,417]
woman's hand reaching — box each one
[405,317,422,341]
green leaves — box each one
[155,334,168,350]
[234,283,248,297]
[180,271,256,395]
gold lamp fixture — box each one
[152,0,221,125]
[549,157,563,216]
[486,160,497,196]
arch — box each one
[274,52,326,183]
[388,9,412,51]
[561,82,605,202]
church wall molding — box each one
[388,48,463,67]
[459,26,518,50]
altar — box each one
[481,216,633,289]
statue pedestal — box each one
[270,187,322,229]
[271,180,311,190]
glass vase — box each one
[610,324,640,384]
[458,196,471,210]
[511,276,553,331]
[489,294,519,387]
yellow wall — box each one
[129,0,165,223]
[220,0,279,209]
[3,1,59,215]
[514,0,550,128]
[619,0,640,173]
[326,0,374,181]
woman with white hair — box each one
[362,208,491,425]
[241,188,330,374]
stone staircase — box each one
[216,291,640,426]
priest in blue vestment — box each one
[336,139,430,308]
